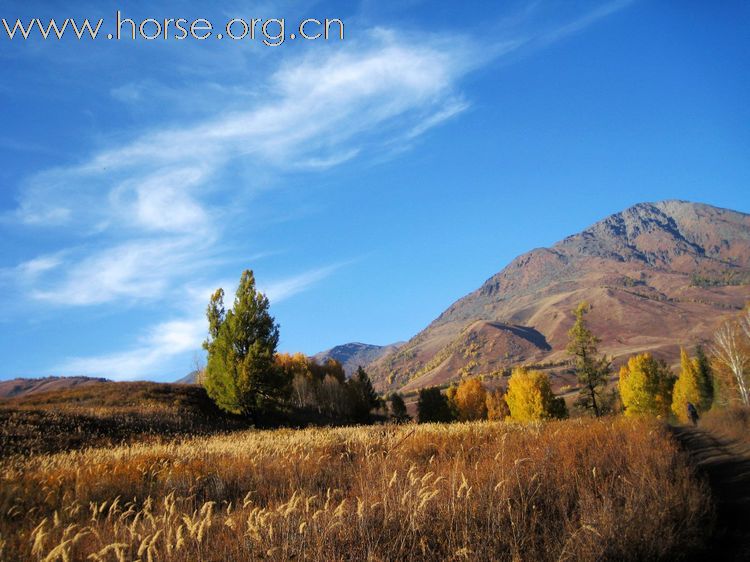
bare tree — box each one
[712,319,750,406]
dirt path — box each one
[671,426,750,560]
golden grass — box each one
[0,418,711,561]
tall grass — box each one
[0,418,711,561]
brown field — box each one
[0,417,712,561]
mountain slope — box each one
[0,376,110,400]
[313,342,401,376]
[369,201,750,392]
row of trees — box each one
[414,302,748,425]
[412,302,605,424]
[617,307,750,420]
[618,349,712,420]
[201,269,749,427]
[416,367,567,423]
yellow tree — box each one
[619,353,675,417]
[505,367,567,422]
[671,349,702,423]
[486,388,510,420]
[452,378,488,421]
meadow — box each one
[0,417,712,561]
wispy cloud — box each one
[263,264,345,303]
[59,318,205,381]
[31,237,216,306]
[12,28,476,312]
[58,266,338,379]
[6,3,635,379]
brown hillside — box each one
[0,376,110,399]
[370,201,750,392]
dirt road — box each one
[672,426,750,560]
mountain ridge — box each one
[0,376,111,400]
[367,200,750,392]
[312,342,402,376]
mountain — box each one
[312,342,402,376]
[368,201,750,392]
[175,370,202,384]
[0,376,110,400]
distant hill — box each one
[367,200,750,392]
[0,376,110,400]
[175,370,202,384]
[312,342,402,376]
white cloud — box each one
[9,6,636,378]
[13,28,476,309]
[58,266,337,379]
[16,254,64,278]
[31,237,215,306]
[59,318,205,380]
[262,265,343,303]
[12,5,633,309]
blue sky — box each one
[0,0,748,381]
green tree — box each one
[671,348,703,423]
[619,353,675,417]
[389,393,411,423]
[417,387,453,423]
[202,270,283,419]
[505,367,567,422]
[694,346,714,411]
[566,302,610,417]
[347,366,379,423]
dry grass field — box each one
[0,417,712,561]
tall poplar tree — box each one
[671,348,703,423]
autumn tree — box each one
[417,387,453,423]
[619,353,675,417]
[505,367,567,422]
[277,353,348,415]
[451,378,488,421]
[319,374,351,418]
[203,270,284,419]
[486,388,510,420]
[671,349,705,423]
[566,302,610,417]
[444,384,460,419]
[389,393,411,423]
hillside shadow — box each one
[486,323,552,351]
